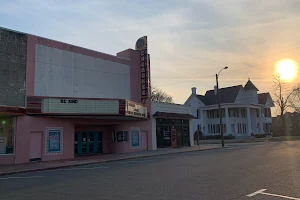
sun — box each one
[275,59,298,82]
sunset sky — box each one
[1,0,300,109]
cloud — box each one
[1,0,300,104]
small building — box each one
[151,102,195,150]
[184,80,274,138]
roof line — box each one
[0,26,131,61]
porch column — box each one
[225,107,231,134]
[258,108,264,133]
[246,107,252,135]
[189,119,194,146]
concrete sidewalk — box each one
[0,144,221,176]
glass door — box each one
[81,132,88,154]
[97,132,103,153]
[183,127,190,146]
[75,132,103,155]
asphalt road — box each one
[1,141,300,200]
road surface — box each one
[1,141,300,200]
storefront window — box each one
[0,118,15,154]
[115,131,128,142]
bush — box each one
[224,134,235,140]
[203,135,235,140]
[254,134,266,138]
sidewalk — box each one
[0,144,221,176]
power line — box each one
[152,44,300,79]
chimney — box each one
[191,87,197,94]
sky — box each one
[1,0,300,107]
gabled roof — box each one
[187,85,242,106]
[258,93,269,104]
[244,80,259,91]
[196,95,209,105]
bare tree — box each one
[151,86,173,103]
[290,84,300,112]
[273,75,300,135]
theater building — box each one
[0,27,152,164]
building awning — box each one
[0,106,26,116]
[152,112,196,119]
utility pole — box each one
[216,66,228,148]
[216,74,224,147]
[197,124,200,147]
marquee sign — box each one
[135,36,150,100]
[125,100,147,118]
[42,98,119,114]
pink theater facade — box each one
[0,27,152,164]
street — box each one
[1,141,300,200]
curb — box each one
[0,146,222,176]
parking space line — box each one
[247,189,266,197]
[0,176,44,180]
[247,189,300,200]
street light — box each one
[216,66,228,147]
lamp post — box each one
[216,66,228,147]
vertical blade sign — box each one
[135,36,150,100]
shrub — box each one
[254,134,266,138]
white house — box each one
[184,80,274,138]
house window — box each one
[223,124,227,133]
[243,124,247,134]
[236,108,240,117]
[231,124,235,133]
[197,124,201,131]
[241,108,246,118]
[213,125,216,133]
[115,131,129,142]
[197,109,201,118]
[0,117,15,155]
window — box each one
[213,125,216,133]
[236,108,240,117]
[217,124,220,133]
[115,131,129,142]
[256,109,259,118]
[231,124,235,133]
[197,124,201,131]
[223,124,227,133]
[241,108,246,118]
[197,109,201,118]
[0,117,15,154]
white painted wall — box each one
[152,102,193,115]
[184,94,205,136]
[151,101,194,149]
[235,88,258,104]
[34,44,131,99]
[264,95,274,108]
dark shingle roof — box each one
[258,93,271,105]
[244,80,259,91]
[194,85,242,106]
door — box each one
[75,132,103,155]
[29,132,42,161]
[140,131,147,150]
